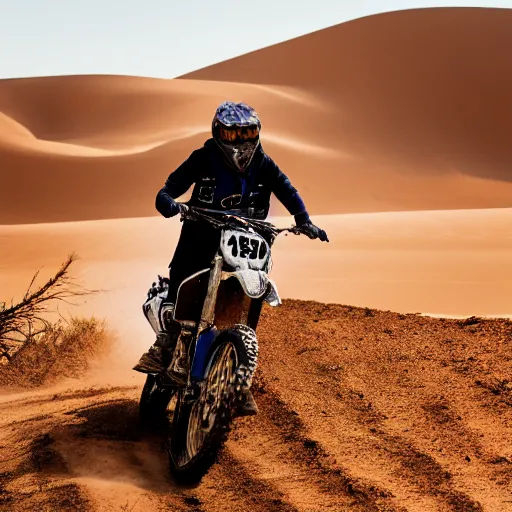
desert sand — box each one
[0,207,511,348]
[1,6,512,511]
[1,303,512,511]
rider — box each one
[134,101,328,414]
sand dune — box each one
[183,7,512,182]
[1,7,511,322]
[2,7,512,223]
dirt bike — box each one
[138,206,301,484]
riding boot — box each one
[233,387,259,417]
[133,332,176,374]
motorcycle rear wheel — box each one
[139,374,177,428]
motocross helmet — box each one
[212,101,261,172]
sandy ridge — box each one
[1,300,511,511]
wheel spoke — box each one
[181,343,237,465]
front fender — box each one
[222,269,267,298]
[263,277,282,307]
[222,269,281,306]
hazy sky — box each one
[1,1,512,79]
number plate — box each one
[220,229,270,270]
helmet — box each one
[212,101,261,172]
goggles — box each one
[218,124,260,145]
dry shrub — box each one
[0,316,112,387]
[0,253,95,362]
[0,254,110,388]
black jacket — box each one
[156,139,310,299]
[156,138,310,224]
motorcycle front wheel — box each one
[168,338,238,484]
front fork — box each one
[166,325,195,386]
[168,254,224,387]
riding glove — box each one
[297,220,329,242]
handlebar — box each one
[178,205,302,238]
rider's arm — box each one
[156,149,203,217]
[267,158,310,226]
[267,157,329,242]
